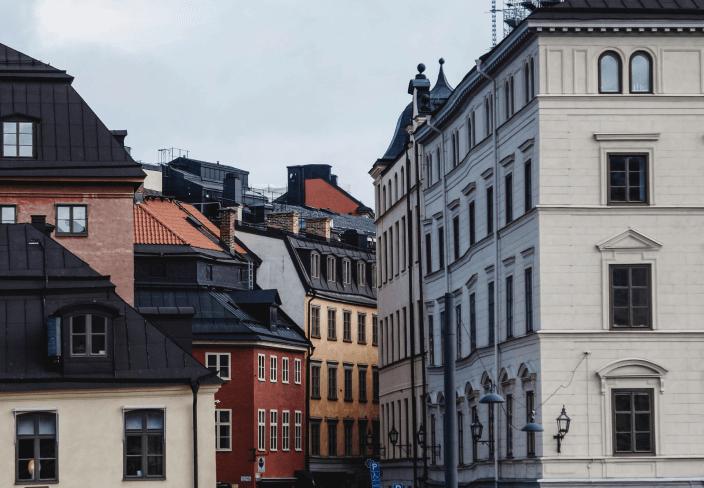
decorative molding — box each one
[452,287,463,298]
[481,167,494,180]
[596,357,668,395]
[596,227,663,253]
[521,246,535,258]
[594,133,660,141]
[484,264,495,274]
[465,273,478,290]
[502,255,516,267]
[424,300,435,309]
[437,296,446,305]
[421,218,433,228]
[432,211,444,221]
[500,154,516,167]
[447,198,461,211]
[462,181,476,196]
[519,138,535,153]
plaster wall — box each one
[143,168,163,192]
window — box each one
[510,76,515,116]
[469,201,476,245]
[311,306,321,338]
[293,359,301,385]
[485,98,491,137]
[430,415,437,464]
[608,155,647,204]
[3,121,33,157]
[206,352,231,380]
[390,314,395,362]
[506,395,514,457]
[487,187,493,235]
[70,314,107,357]
[470,293,476,351]
[471,111,476,147]
[401,217,407,271]
[456,305,462,358]
[270,356,277,382]
[328,422,338,456]
[372,315,378,345]
[282,357,289,384]
[359,367,368,402]
[526,391,535,456]
[452,133,457,167]
[282,411,290,451]
[524,63,530,104]
[436,148,441,180]
[402,307,408,358]
[371,264,377,288]
[344,368,353,401]
[357,313,366,343]
[489,395,495,459]
[295,411,302,451]
[328,365,338,400]
[1,205,16,224]
[440,311,445,364]
[124,409,165,479]
[343,311,352,341]
[358,262,366,287]
[488,281,495,344]
[525,268,534,333]
[613,389,653,454]
[311,253,320,279]
[343,259,351,284]
[16,412,57,483]
[611,264,651,328]
[310,422,320,455]
[327,309,337,340]
[453,216,460,260]
[215,410,232,451]
[524,160,532,212]
[205,264,213,281]
[438,227,444,268]
[426,154,433,183]
[472,406,478,462]
[258,410,267,450]
[359,419,368,456]
[55,205,87,236]
[504,81,510,120]
[327,256,336,282]
[258,354,265,381]
[506,276,514,338]
[599,51,622,93]
[428,315,435,366]
[270,411,278,451]
[630,52,652,93]
[344,422,354,455]
[311,364,321,398]
[372,420,381,455]
[394,174,398,201]
[458,412,464,464]
[372,367,379,402]
[425,233,433,274]
[505,173,513,224]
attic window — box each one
[327,256,336,282]
[3,122,33,157]
[70,314,107,356]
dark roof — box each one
[533,0,704,13]
[0,223,219,390]
[0,44,72,82]
[430,59,454,103]
[142,163,163,172]
[271,203,376,236]
[230,289,282,305]
[375,103,413,164]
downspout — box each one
[476,58,500,488]
[191,370,218,488]
[405,147,418,488]
[305,290,317,473]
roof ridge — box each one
[134,203,188,246]
[0,43,64,72]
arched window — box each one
[524,63,530,103]
[451,133,457,167]
[427,155,433,183]
[436,148,441,179]
[471,111,476,146]
[376,185,381,214]
[599,51,622,93]
[467,118,472,150]
[388,179,393,208]
[485,98,491,136]
[530,58,535,99]
[382,186,386,212]
[504,81,510,120]
[630,52,652,93]
[510,76,515,115]
[394,174,398,201]
[400,167,405,194]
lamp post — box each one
[554,406,570,453]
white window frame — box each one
[294,359,301,385]
[295,411,302,451]
[258,354,266,382]
[270,410,278,451]
[358,261,366,287]
[282,411,290,451]
[328,256,336,282]
[0,205,16,224]
[205,352,231,381]
[311,253,320,279]
[270,355,278,383]
[215,409,232,452]
[258,409,266,451]
[343,259,351,284]
[282,357,289,384]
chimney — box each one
[305,217,332,240]
[31,215,55,237]
[110,130,128,147]
[267,212,299,234]
[219,208,237,250]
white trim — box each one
[294,358,302,385]
[594,133,660,141]
[205,352,231,381]
[258,409,266,451]
[258,354,266,382]
[270,355,278,383]
[282,357,290,384]
[270,410,278,451]
[294,410,302,451]
[215,409,233,452]
[193,340,308,352]
[282,410,290,451]
[597,144,657,206]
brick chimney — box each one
[267,212,299,234]
[305,217,332,239]
[219,208,236,250]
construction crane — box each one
[492,0,563,47]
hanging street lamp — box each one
[554,406,571,453]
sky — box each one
[3,0,494,206]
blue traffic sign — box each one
[393,484,403,488]
[369,461,381,488]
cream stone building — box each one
[378,1,704,487]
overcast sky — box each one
[4,0,494,206]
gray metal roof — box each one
[271,203,376,236]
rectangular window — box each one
[311,306,321,338]
[428,315,435,366]
[311,253,320,279]
[215,409,232,451]
[311,423,320,455]
[357,313,366,343]
[258,354,265,381]
[390,314,395,362]
[608,155,648,204]
[328,422,338,456]
[124,409,165,479]
[205,264,213,281]
[344,422,353,456]
[472,406,478,462]
[470,293,476,351]
[506,395,514,457]
[1,205,16,224]
[270,411,278,451]
[371,264,377,288]
[344,368,353,401]
[56,204,87,236]
[327,256,336,282]
[294,411,302,451]
[456,305,462,359]
[359,419,368,456]
[206,352,231,380]
[469,201,475,245]
[506,276,514,338]
[282,411,290,451]
[327,309,337,339]
[70,314,107,357]
[430,415,437,465]
[294,359,301,384]
[372,368,379,402]
[453,216,460,260]
[372,420,380,456]
[343,311,352,341]
[487,187,493,235]
[282,357,289,384]
[489,397,495,459]
[613,389,654,454]
[401,216,407,271]
[488,281,495,345]
[3,121,33,157]
[359,368,368,402]
[387,228,393,279]
[525,268,533,332]
[458,412,464,464]
[358,262,366,287]
[524,160,532,212]
[270,356,277,383]
[372,315,378,345]
[402,307,407,358]
[311,365,321,398]
[440,311,445,365]
[505,173,513,224]
[611,264,651,328]
[425,233,432,274]
[394,221,399,275]
[438,227,445,269]
[526,391,535,457]
[343,259,351,284]
[15,412,57,483]
[328,366,338,400]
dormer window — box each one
[342,259,351,285]
[327,256,336,282]
[70,314,107,356]
[3,122,33,157]
[358,262,366,287]
[311,253,320,280]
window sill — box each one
[358,341,367,345]
[327,337,337,341]
[359,399,368,404]
[328,398,338,402]
[122,477,166,481]
[311,335,321,340]
[344,398,354,403]
[311,396,321,400]
[343,339,352,343]
[55,233,89,238]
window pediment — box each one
[596,227,662,253]
[597,357,668,394]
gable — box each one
[596,227,663,253]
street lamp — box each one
[470,417,483,441]
[554,406,570,453]
[388,426,399,446]
[521,411,544,433]
[416,424,426,448]
[479,380,505,405]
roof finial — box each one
[439,57,445,65]
[417,63,426,74]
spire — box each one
[430,58,453,102]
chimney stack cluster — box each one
[267,212,299,234]
[305,217,332,240]
[219,208,237,250]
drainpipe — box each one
[191,370,218,488]
[405,148,418,488]
[425,120,457,488]
[305,290,317,473]
[476,58,500,488]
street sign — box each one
[369,461,381,488]
[258,457,266,473]
[393,484,403,488]
[241,476,252,482]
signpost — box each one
[258,457,266,473]
[368,460,381,488]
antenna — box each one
[491,0,497,47]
